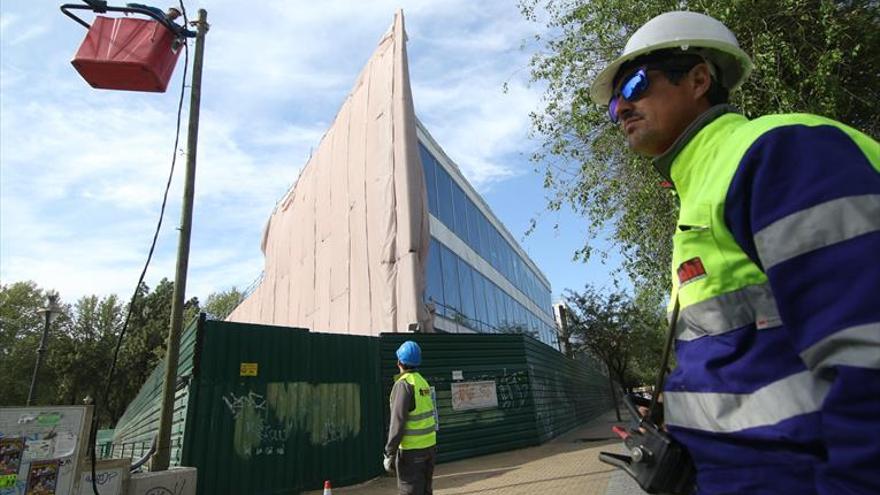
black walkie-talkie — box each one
[598,298,696,495]
[599,393,695,494]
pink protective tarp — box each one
[228,11,430,335]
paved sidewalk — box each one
[306,408,645,495]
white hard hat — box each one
[590,11,753,105]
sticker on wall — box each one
[431,386,439,431]
[0,474,16,489]
[36,413,62,427]
[25,459,60,495]
[24,440,54,461]
[240,363,259,377]
[0,437,25,488]
[51,432,77,458]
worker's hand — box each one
[383,454,395,473]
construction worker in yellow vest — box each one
[592,11,880,495]
[383,340,437,495]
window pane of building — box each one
[425,238,444,313]
[503,244,514,283]
[512,301,523,333]
[473,272,488,332]
[478,214,491,262]
[419,144,439,217]
[458,256,476,329]
[451,182,468,242]
[495,283,506,332]
[513,257,523,290]
[503,293,514,331]
[440,243,460,318]
[486,281,500,331]
[467,199,481,255]
[529,313,540,341]
[435,164,455,229]
[489,228,500,269]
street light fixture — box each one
[26,291,62,406]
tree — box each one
[107,278,200,424]
[204,287,244,320]
[0,282,61,406]
[0,279,201,427]
[47,294,124,421]
[563,285,665,391]
[520,0,880,302]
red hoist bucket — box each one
[62,3,190,92]
[72,16,181,92]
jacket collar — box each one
[394,370,417,381]
[652,104,739,184]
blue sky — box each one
[0,0,625,306]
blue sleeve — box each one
[725,124,880,494]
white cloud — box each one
[5,22,49,46]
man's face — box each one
[611,65,710,157]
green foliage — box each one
[204,286,245,320]
[0,281,56,406]
[0,279,201,427]
[521,0,880,302]
[47,294,124,423]
[563,284,665,388]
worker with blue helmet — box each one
[396,340,421,366]
[384,340,436,494]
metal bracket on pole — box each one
[60,2,196,38]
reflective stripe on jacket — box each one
[659,107,880,495]
[394,371,436,450]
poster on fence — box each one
[451,381,498,411]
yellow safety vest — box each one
[393,371,437,450]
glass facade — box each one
[419,142,558,349]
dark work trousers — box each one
[396,446,436,495]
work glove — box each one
[383,453,395,473]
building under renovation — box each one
[228,11,558,349]
[103,14,616,495]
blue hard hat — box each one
[396,341,422,366]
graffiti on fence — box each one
[223,382,362,459]
[496,371,529,409]
[222,391,266,419]
[467,370,530,410]
[83,471,117,485]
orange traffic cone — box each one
[323,480,332,495]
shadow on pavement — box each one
[432,466,519,490]
[441,468,618,494]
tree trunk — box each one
[607,361,621,421]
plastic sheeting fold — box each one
[228,11,429,336]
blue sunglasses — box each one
[608,67,649,123]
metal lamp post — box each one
[27,291,62,406]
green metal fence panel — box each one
[381,333,613,463]
[114,320,612,492]
[182,321,384,494]
[111,313,202,464]
[523,338,613,442]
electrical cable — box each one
[88,2,190,493]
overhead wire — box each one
[88,2,191,493]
